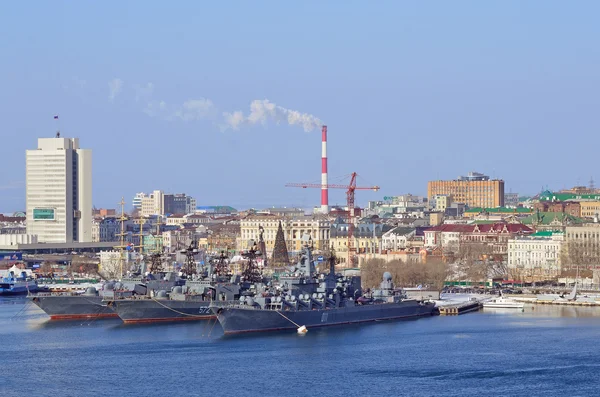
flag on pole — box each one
[54,115,59,119]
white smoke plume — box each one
[144,98,216,121]
[222,99,322,132]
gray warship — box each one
[211,239,436,335]
[28,252,183,320]
[107,245,254,324]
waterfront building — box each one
[507,231,564,280]
[237,214,330,255]
[520,211,585,232]
[91,218,100,242]
[132,193,146,210]
[92,208,117,217]
[563,223,600,268]
[258,207,305,217]
[432,194,453,212]
[427,172,504,208]
[429,212,444,226]
[579,201,600,219]
[329,218,393,262]
[366,195,427,217]
[166,214,186,226]
[533,201,581,218]
[26,136,92,243]
[463,207,533,219]
[137,191,196,216]
[140,190,164,216]
[163,193,196,215]
[381,227,416,251]
[424,222,533,254]
[99,217,121,242]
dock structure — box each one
[508,295,600,307]
[437,300,482,315]
[531,300,600,307]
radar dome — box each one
[104,283,115,291]
[156,290,168,298]
[383,272,392,281]
[172,286,183,294]
[84,287,97,296]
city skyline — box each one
[2,1,600,211]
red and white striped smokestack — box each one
[321,125,329,213]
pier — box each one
[437,299,482,315]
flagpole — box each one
[54,115,60,137]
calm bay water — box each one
[3,297,600,397]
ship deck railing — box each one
[29,291,82,297]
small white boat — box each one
[483,294,524,309]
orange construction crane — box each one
[285,172,380,266]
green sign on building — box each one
[33,208,55,220]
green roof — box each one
[539,192,600,202]
[531,230,564,237]
[465,207,533,214]
[520,212,585,225]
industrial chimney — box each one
[321,125,329,213]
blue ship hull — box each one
[212,300,436,335]
[0,282,39,296]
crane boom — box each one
[285,172,380,267]
[284,183,380,190]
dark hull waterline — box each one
[214,300,436,335]
[111,299,214,324]
[28,295,117,320]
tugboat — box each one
[0,269,40,296]
[210,236,437,335]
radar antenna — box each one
[212,250,230,277]
[241,241,263,283]
[180,240,198,277]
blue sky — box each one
[1,1,599,212]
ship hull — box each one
[28,295,118,320]
[110,299,214,324]
[0,281,40,296]
[213,300,436,335]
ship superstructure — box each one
[211,236,436,335]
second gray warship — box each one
[211,238,437,335]
[107,246,252,323]
[28,270,182,320]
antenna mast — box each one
[113,197,127,279]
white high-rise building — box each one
[26,136,92,243]
[140,190,164,216]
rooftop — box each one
[520,212,585,226]
[465,207,533,214]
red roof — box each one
[425,224,475,233]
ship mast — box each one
[135,217,146,273]
[113,197,127,279]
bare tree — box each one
[361,258,387,289]
[423,259,451,290]
[98,255,122,280]
[39,261,55,278]
[361,258,450,291]
[562,241,600,269]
